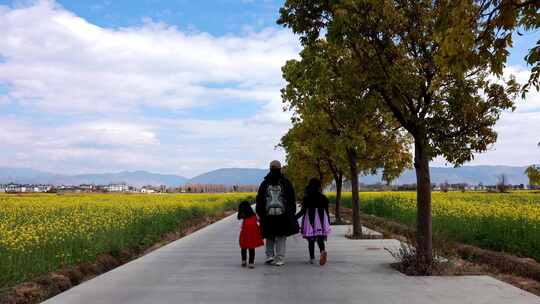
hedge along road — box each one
[42,212,540,304]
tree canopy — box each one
[281,40,412,237]
[525,166,540,186]
[279,120,335,193]
[525,141,540,186]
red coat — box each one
[239,215,264,249]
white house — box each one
[5,183,24,192]
[79,184,96,191]
[105,184,130,192]
[33,185,52,192]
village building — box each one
[0,183,52,193]
[104,183,130,192]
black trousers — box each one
[241,248,255,264]
[308,236,326,259]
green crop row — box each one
[329,191,540,261]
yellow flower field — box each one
[0,193,253,287]
[331,191,540,261]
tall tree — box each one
[525,141,540,186]
[526,166,540,186]
[280,114,349,223]
[281,41,411,237]
[279,0,520,269]
[280,121,334,194]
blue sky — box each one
[0,0,538,177]
[56,0,283,34]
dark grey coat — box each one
[255,172,299,238]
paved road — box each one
[43,213,540,304]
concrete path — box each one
[43,213,540,304]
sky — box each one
[0,0,538,177]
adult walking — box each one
[256,160,298,266]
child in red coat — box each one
[238,200,264,268]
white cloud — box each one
[0,0,299,114]
[431,110,540,168]
[0,117,157,147]
[71,121,159,146]
[454,66,540,166]
[0,115,288,176]
[468,111,540,166]
[0,0,297,175]
[0,117,174,174]
[0,118,35,146]
[504,66,540,112]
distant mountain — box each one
[0,165,531,187]
[0,167,60,184]
[360,165,530,185]
[187,168,267,186]
[71,171,188,187]
[0,167,187,187]
[185,166,530,186]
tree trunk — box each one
[334,172,343,224]
[318,170,325,185]
[327,159,344,224]
[316,160,325,184]
[414,138,433,270]
[346,147,362,238]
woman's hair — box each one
[237,200,255,219]
[305,178,322,195]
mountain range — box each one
[360,165,530,185]
[0,168,188,187]
[0,165,532,187]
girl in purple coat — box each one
[296,178,331,265]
